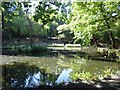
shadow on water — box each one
[2,62,40,89]
[2,62,119,90]
[2,62,73,90]
[2,43,89,58]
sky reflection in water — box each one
[24,68,72,88]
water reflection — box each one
[25,71,41,88]
[25,68,73,88]
[55,68,72,84]
[2,55,120,89]
[2,62,40,89]
[2,62,73,89]
[2,55,119,76]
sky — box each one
[24,0,73,16]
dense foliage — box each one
[2,2,120,48]
[70,2,120,48]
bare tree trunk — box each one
[104,19,115,48]
[2,10,5,30]
[92,34,102,47]
[17,26,21,37]
[100,4,116,48]
[27,17,33,48]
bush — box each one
[31,45,48,54]
[12,45,49,55]
[15,45,31,54]
[2,31,12,40]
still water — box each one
[2,55,120,88]
[2,55,119,75]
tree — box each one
[33,2,59,40]
[57,24,74,44]
[70,2,120,48]
[33,2,58,27]
[11,15,28,37]
[1,2,25,37]
[33,2,72,37]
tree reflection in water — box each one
[2,62,73,89]
[2,62,40,89]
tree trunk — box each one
[2,10,5,30]
[27,17,33,48]
[42,23,48,42]
[17,26,21,37]
[92,34,102,47]
[104,19,115,48]
[100,4,116,48]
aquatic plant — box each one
[97,68,115,80]
[70,71,92,81]
[69,58,116,81]
[5,44,49,55]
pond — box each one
[1,55,120,89]
[2,55,119,76]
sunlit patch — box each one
[95,84,102,88]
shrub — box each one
[31,45,48,54]
[12,45,49,55]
